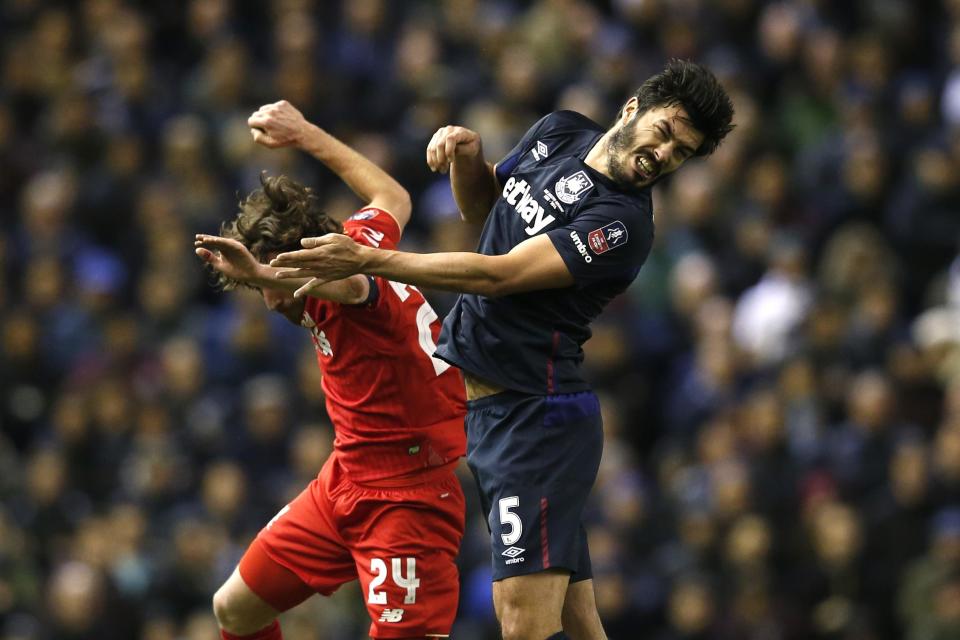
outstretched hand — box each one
[248,100,309,149]
[270,234,366,298]
[194,234,263,283]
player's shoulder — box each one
[589,186,653,217]
[580,189,654,239]
[343,207,402,249]
[538,110,605,137]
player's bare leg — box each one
[493,569,569,640]
[213,568,283,637]
[561,579,607,640]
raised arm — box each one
[426,126,499,224]
[248,101,412,230]
[195,234,370,305]
[270,233,574,299]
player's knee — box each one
[212,583,255,631]
[212,585,232,627]
[499,601,559,640]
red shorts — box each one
[239,453,465,639]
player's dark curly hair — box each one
[215,172,342,290]
[624,59,735,157]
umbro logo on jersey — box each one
[588,221,628,255]
[570,231,593,263]
[502,176,556,236]
[379,608,405,623]
[532,140,549,161]
[555,170,594,204]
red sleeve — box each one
[342,207,402,250]
[303,208,401,322]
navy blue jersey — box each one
[435,111,654,395]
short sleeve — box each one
[343,207,402,250]
[546,197,654,286]
[494,113,553,185]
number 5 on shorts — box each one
[499,496,522,545]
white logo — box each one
[348,210,377,221]
[379,608,405,623]
[502,546,526,565]
[312,328,333,356]
[569,231,593,263]
[362,228,385,247]
[532,140,549,161]
[502,176,556,236]
[301,314,333,356]
[555,170,595,204]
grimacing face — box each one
[606,100,706,191]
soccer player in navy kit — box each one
[271,60,734,640]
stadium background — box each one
[2,0,960,638]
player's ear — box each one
[619,97,639,125]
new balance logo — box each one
[502,176,555,236]
[502,546,526,564]
[379,608,405,623]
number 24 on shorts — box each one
[368,557,420,605]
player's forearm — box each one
[298,123,410,211]
[451,156,498,223]
[359,246,506,297]
[249,265,368,304]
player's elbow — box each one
[381,189,411,223]
[475,266,519,298]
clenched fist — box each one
[248,100,310,149]
[425,125,482,174]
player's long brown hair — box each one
[215,172,343,290]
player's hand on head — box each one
[248,100,308,149]
[426,125,481,174]
[270,234,364,291]
[194,234,262,281]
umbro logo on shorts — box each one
[502,546,526,564]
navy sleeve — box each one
[546,197,654,285]
[494,113,553,185]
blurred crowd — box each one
[2,0,960,639]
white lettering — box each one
[570,231,593,263]
[501,176,556,235]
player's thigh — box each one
[349,473,465,639]
[255,470,359,597]
[562,579,607,640]
[492,569,570,640]
[467,392,603,581]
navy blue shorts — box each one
[465,389,603,582]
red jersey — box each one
[300,208,466,482]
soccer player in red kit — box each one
[194,101,466,640]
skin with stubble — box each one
[592,102,705,191]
